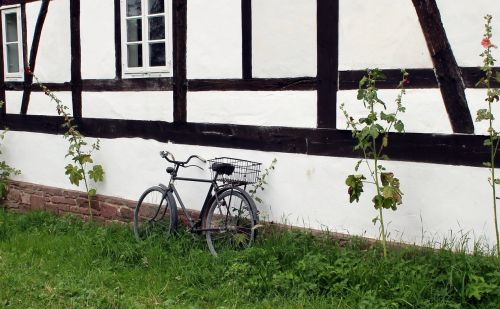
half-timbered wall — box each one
[1,0,500,247]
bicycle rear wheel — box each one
[134,186,177,241]
[204,189,258,256]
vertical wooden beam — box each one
[241,0,252,79]
[0,14,5,117]
[411,0,474,134]
[70,0,82,118]
[20,0,50,115]
[114,0,122,79]
[21,3,28,76]
[172,0,187,123]
[316,0,339,129]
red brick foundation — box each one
[4,180,137,224]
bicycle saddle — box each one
[211,163,235,176]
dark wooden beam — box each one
[0,13,5,117]
[113,0,122,79]
[316,0,339,128]
[411,0,474,134]
[172,0,187,122]
[20,0,49,115]
[0,0,40,5]
[1,113,496,168]
[241,0,252,79]
[70,0,82,118]
[189,77,317,91]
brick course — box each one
[4,180,137,224]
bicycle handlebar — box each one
[160,151,207,166]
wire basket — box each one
[208,157,262,185]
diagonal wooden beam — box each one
[20,0,50,115]
[411,0,474,134]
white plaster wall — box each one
[337,89,453,134]
[83,91,173,122]
[187,91,316,127]
[5,91,72,116]
[252,0,316,78]
[467,89,500,136]
[2,131,498,248]
[26,0,71,82]
[80,0,116,79]
[187,0,242,79]
[437,0,500,67]
[339,0,431,70]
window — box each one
[121,0,171,78]
[1,6,23,81]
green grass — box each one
[0,211,499,308]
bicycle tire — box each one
[133,186,177,241]
[204,189,258,256]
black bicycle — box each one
[133,151,262,256]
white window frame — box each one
[1,5,24,81]
[120,0,172,78]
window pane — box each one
[6,44,20,73]
[127,19,142,42]
[5,13,18,43]
[148,0,164,14]
[149,43,165,66]
[127,44,143,67]
[148,16,165,40]
[126,0,141,17]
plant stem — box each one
[373,136,387,257]
[489,102,500,257]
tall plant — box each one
[475,15,500,257]
[0,102,21,201]
[340,69,409,257]
[28,70,104,219]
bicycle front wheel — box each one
[204,189,258,256]
[134,186,177,241]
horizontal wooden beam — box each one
[2,67,497,93]
[1,114,495,168]
[188,77,317,91]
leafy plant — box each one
[340,68,409,257]
[0,104,21,201]
[29,70,104,219]
[475,14,500,257]
[249,158,277,204]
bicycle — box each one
[133,151,262,256]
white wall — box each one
[26,0,71,82]
[437,0,500,67]
[83,91,173,122]
[2,131,498,248]
[187,0,242,79]
[252,0,316,78]
[187,91,316,127]
[80,0,116,79]
[337,89,453,134]
[5,91,73,116]
[339,0,431,70]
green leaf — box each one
[346,174,365,203]
[369,125,379,139]
[372,195,384,209]
[494,179,500,185]
[88,165,105,183]
[483,162,492,168]
[484,139,492,146]
[382,136,388,148]
[496,71,500,83]
[88,188,97,197]
[65,164,83,186]
[394,120,405,133]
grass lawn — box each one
[0,211,499,308]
